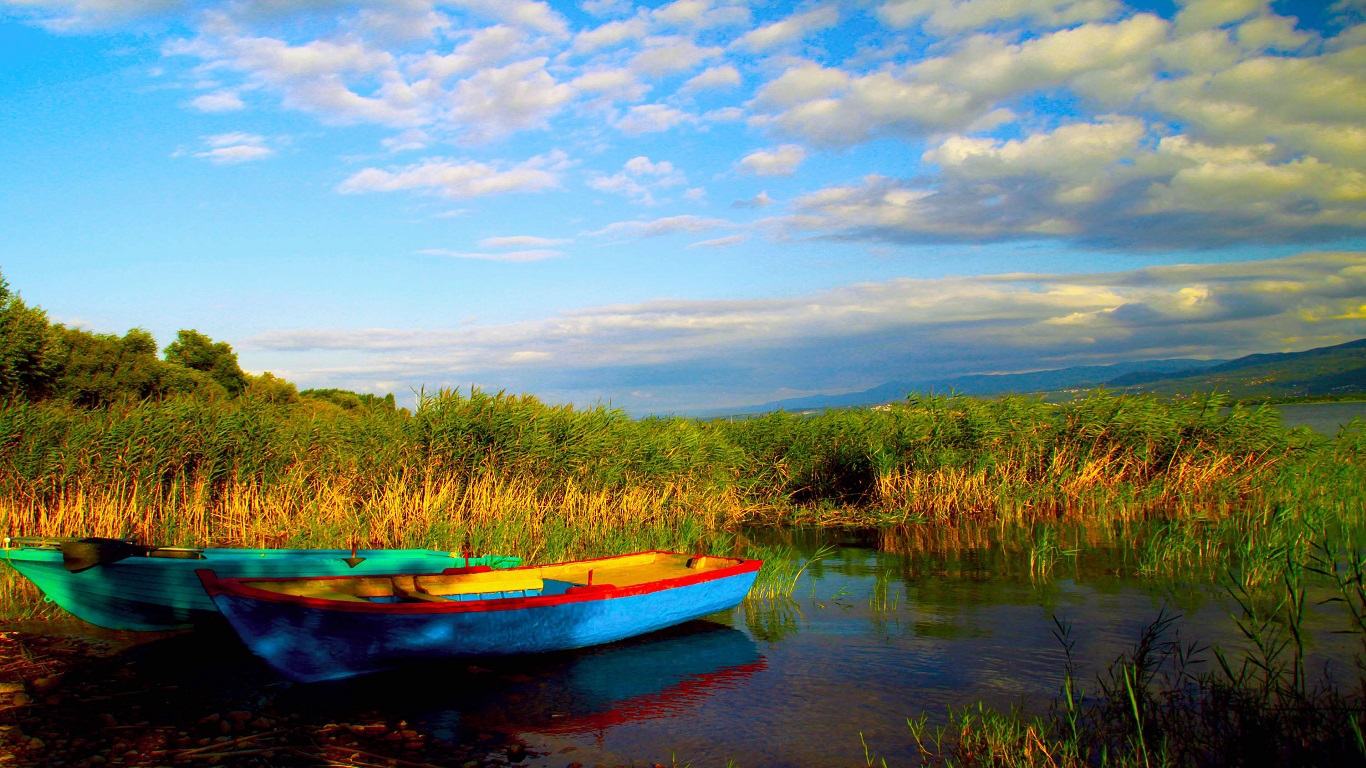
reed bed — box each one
[0,390,1309,533]
[0,387,1355,618]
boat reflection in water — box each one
[370,620,764,742]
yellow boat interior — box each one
[236,552,744,604]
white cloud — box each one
[616,103,694,134]
[189,89,244,112]
[408,26,528,81]
[738,144,807,176]
[651,0,750,29]
[338,151,567,199]
[190,131,273,163]
[733,191,775,208]
[172,32,427,127]
[589,214,733,239]
[570,68,650,102]
[582,0,632,18]
[750,62,850,109]
[690,234,749,248]
[248,252,1366,412]
[680,65,741,93]
[777,116,1366,246]
[752,15,1170,145]
[587,155,686,203]
[629,36,723,78]
[196,144,273,164]
[449,0,569,38]
[381,129,431,153]
[446,58,576,142]
[572,16,648,53]
[878,0,1122,34]
[732,5,839,51]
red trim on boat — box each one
[196,551,761,615]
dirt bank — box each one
[0,625,548,768]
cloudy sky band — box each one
[2,0,1363,412]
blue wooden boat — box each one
[199,550,762,682]
[2,536,520,632]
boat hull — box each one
[202,554,761,682]
[3,547,519,631]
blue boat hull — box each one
[3,547,519,631]
[203,555,761,682]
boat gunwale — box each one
[198,550,761,616]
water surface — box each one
[1275,401,1366,435]
[264,528,1363,767]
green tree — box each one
[0,270,55,400]
[245,371,300,404]
[163,329,248,395]
[301,388,397,412]
[47,326,168,406]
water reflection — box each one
[415,622,764,740]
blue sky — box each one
[2,0,1364,413]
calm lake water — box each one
[7,525,1361,767]
[249,528,1360,768]
[1275,401,1366,435]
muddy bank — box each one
[0,624,638,768]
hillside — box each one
[694,337,1366,418]
[1104,337,1366,399]
[693,358,1226,417]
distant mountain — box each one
[1105,337,1366,399]
[693,358,1227,418]
[691,337,1366,418]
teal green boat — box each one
[2,537,520,631]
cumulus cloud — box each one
[20,0,1366,272]
[629,36,723,78]
[775,116,1366,247]
[751,14,1169,145]
[878,0,1122,34]
[680,64,741,93]
[247,252,1366,412]
[738,144,806,176]
[570,68,650,102]
[732,5,839,51]
[615,103,694,134]
[572,16,648,53]
[168,32,427,127]
[408,26,528,80]
[587,156,686,203]
[446,58,576,141]
[650,0,750,30]
[338,151,567,199]
[450,0,569,38]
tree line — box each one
[0,269,393,412]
